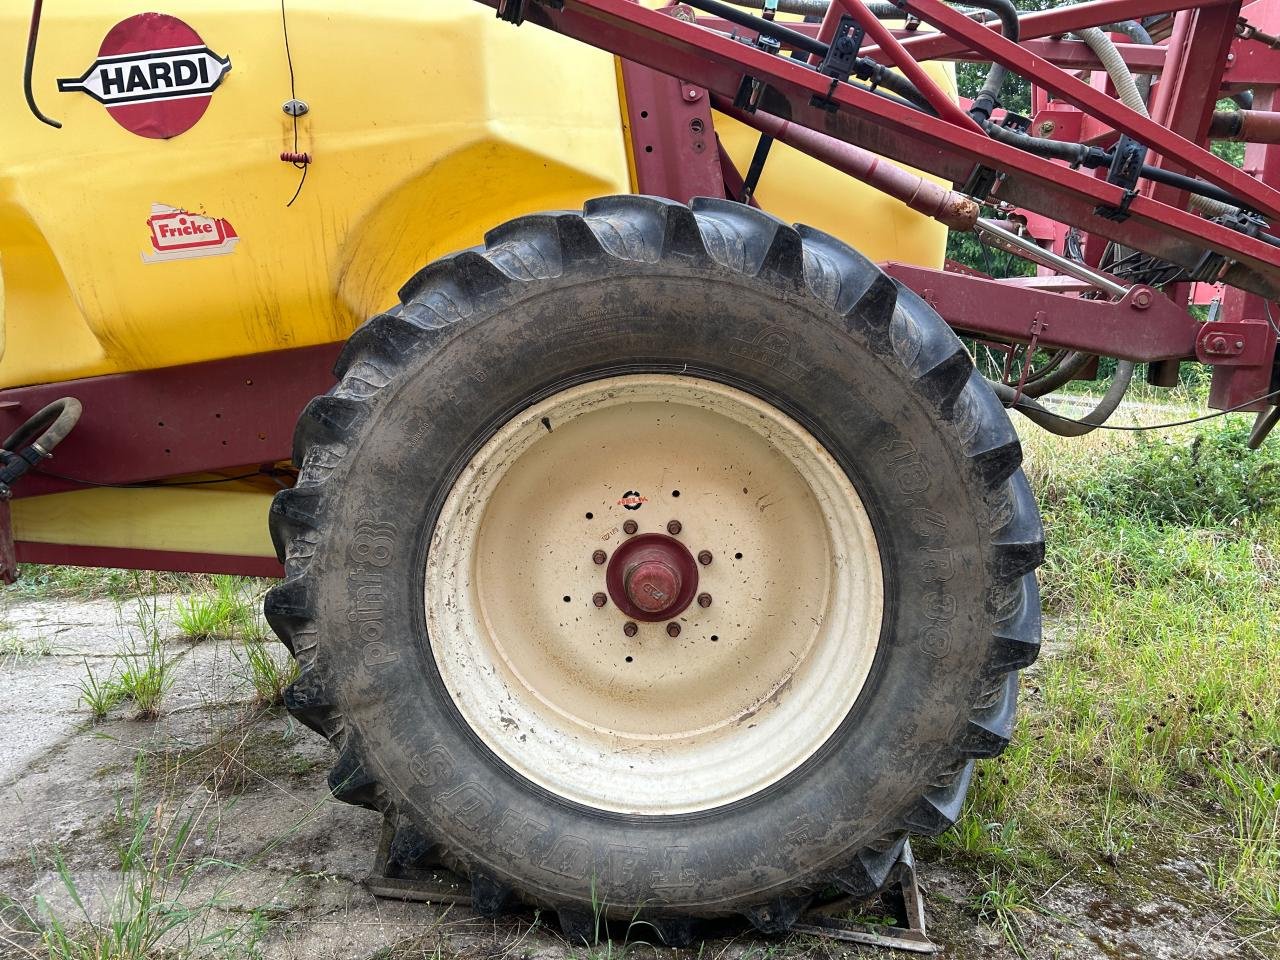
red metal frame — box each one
[481,0,1280,299]
[486,0,1280,398]
[14,542,284,578]
[0,344,340,579]
[0,343,341,498]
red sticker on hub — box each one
[57,13,231,139]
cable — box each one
[1264,299,1280,339]
[280,0,308,207]
[23,0,61,128]
[31,468,279,489]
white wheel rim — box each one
[426,375,883,815]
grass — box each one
[174,576,263,642]
[76,595,175,722]
[930,413,1280,952]
[1,757,272,960]
[233,639,298,707]
[0,628,51,660]
[11,566,197,602]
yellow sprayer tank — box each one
[0,0,950,563]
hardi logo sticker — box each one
[142,204,239,263]
[57,13,231,139]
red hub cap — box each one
[606,533,699,622]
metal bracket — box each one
[790,841,938,953]
[1196,319,1272,366]
[810,15,865,112]
[496,0,562,25]
[1095,134,1147,222]
[0,501,17,585]
[365,818,471,904]
[368,826,935,954]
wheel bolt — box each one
[593,592,608,608]
[697,550,713,566]
[666,622,681,638]
[623,520,638,535]
[623,621,638,638]
[592,549,607,565]
[697,593,712,608]
[666,519,682,535]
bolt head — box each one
[666,622,681,638]
[623,520,638,535]
[623,621,638,638]
[592,549,607,565]
[666,519,682,535]
[697,550,713,566]
[697,593,712,608]
[592,592,608,608]
[1209,335,1229,352]
[1235,340,1246,350]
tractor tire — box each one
[265,196,1044,940]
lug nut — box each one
[666,519,682,535]
[592,549,607,565]
[623,621,638,638]
[623,520,638,535]
[697,593,712,608]
[593,592,608,608]
[666,622,681,638]
[697,550,713,566]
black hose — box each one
[986,122,1250,210]
[958,0,1019,123]
[3,398,82,455]
[1022,350,1098,398]
[991,361,1136,436]
[857,59,938,114]
[679,0,829,57]
[0,397,82,494]
[683,0,938,115]
[1141,166,1244,209]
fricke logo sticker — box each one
[57,13,231,139]
[142,203,239,263]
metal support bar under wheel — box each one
[792,840,938,954]
[366,824,936,954]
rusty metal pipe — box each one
[713,96,979,230]
[1208,110,1280,143]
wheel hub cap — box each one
[607,533,698,621]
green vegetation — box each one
[174,576,262,642]
[76,596,174,722]
[2,759,269,960]
[233,639,299,708]
[12,566,196,602]
[930,416,1280,951]
[0,627,51,660]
